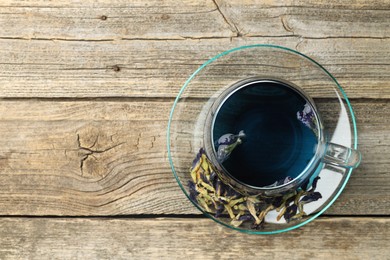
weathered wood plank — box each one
[0,217,388,259]
[0,99,388,215]
[0,0,233,40]
[0,37,389,99]
[217,0,390,38]
[0,0,388,40]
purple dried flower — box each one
[310,176,321,192]
[301,176,321,192]
[297,103,317,133]
[214,179,225,196]
[284,204,298,222]
[301,192,322,204]
[191,148,204,169]
[224,186,240,199]
[210,171,217,183]
[266,176,293,188]
[251,221,265,230]
[271,196,284,208]
[238,214,253,222]
[199,171,210,184]
[187,180,198,202]
[214,204,225,218]
[215,130,246,162]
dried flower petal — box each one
[200,181,215,192]
[271,196,284,208]
[258,205,274,224]
[210,171,217,183]
[246,199,261,224]
[297,103,317,136]
[191,148,203,168]
[276,206,287,221]
[201,154,209,172]
[213,179,223,196]
[290,211,306,221]
[224,204,235,219]
[215,131,246,163]
[224,186,240,199]
[214,204,225,218]
[234,203,247,211]
[231,219,244,227]
[310,176,321,192]
[228,197,246,208]
[238,214,253,222]
[197,197,211,212]
[188,180,198,202]
[199,171,210,184]
[283,204,298,222]
[300,192,322,204]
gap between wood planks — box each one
[0,214,387,219]
[0,35,389,42]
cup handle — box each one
[323,143,361,169]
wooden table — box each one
[0,0,389,259]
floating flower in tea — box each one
[297,103,318,136]
[215,130,246,163]
[266,176,293,188]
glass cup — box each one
[168,44,362,233]
[203,77,361,196]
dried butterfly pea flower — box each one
[251,220,265,230]
[191,148,203,168]
[300,192,322,204]
[297,103,318,136]
[199,171,210,185]
[238,214,253,222]
[233,203,247,211]
[309,176,321,192]
[197,197,212,213]
[231,219,244,227]
[214,179,225,197]
[214,204,225,218]
[188,180,199,202]
[258,204,275,223]
[294,190,305,205]
[224,204,236,219]
[200,181,215,193]
[224,186,241,199]
[246,199,262,225]
[228,197,246,208]
[210,171,217,183]
[215,130,246,163]
[188,148,324,229]
[283,204,298,223]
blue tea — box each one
[212,79,318,188]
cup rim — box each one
[203,76,324,194]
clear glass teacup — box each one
[168,44,361,233]
[203,77,361,196]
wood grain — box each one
[0,0,389,99]
[0,217,388,259]
[0,99,388,215]
[217,0,390,38]
[0,0,388,39]
[0,37,389,99]
[0,0,388,257]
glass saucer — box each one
[167,44,358,234]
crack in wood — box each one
[211,0,241,37]
[281,15,294,34]
[76,133,125,177]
